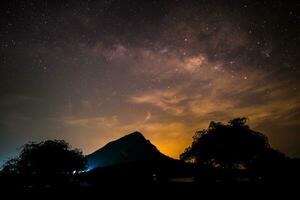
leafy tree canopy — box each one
[2,140,86,176]
[180,117,271,169]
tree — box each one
[1,140,86,187]
[180,117,270,170]
[1,158,19,175]
[247,148,287,181]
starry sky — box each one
[0,0,300,164]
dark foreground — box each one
[1,158,299,198]
[1,181,298,199]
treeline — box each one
[0,117,299,190]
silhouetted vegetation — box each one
[0,118,299,194]
[180,118,270,167]
[180,117,298,184]
[0,140,86,189]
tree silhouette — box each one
[1,158,19,176]
[180,117,271,171]
[247,147,287,181]
[1,140,86,187]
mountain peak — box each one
[86,132,170,170]
[121,131,145,140]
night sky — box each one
[0,0,299,163]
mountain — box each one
[86,132,172,170]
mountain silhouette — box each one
[86,131,171,170]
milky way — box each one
[0,0,299,163]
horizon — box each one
[1,0,300,166]
[0,118,297,167]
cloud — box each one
[130,88,187,116]
[64,115,119,128]
[143,111,152,122]
[91,40,298,158]
[128,48,300,132]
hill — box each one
[86,131,172,170]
